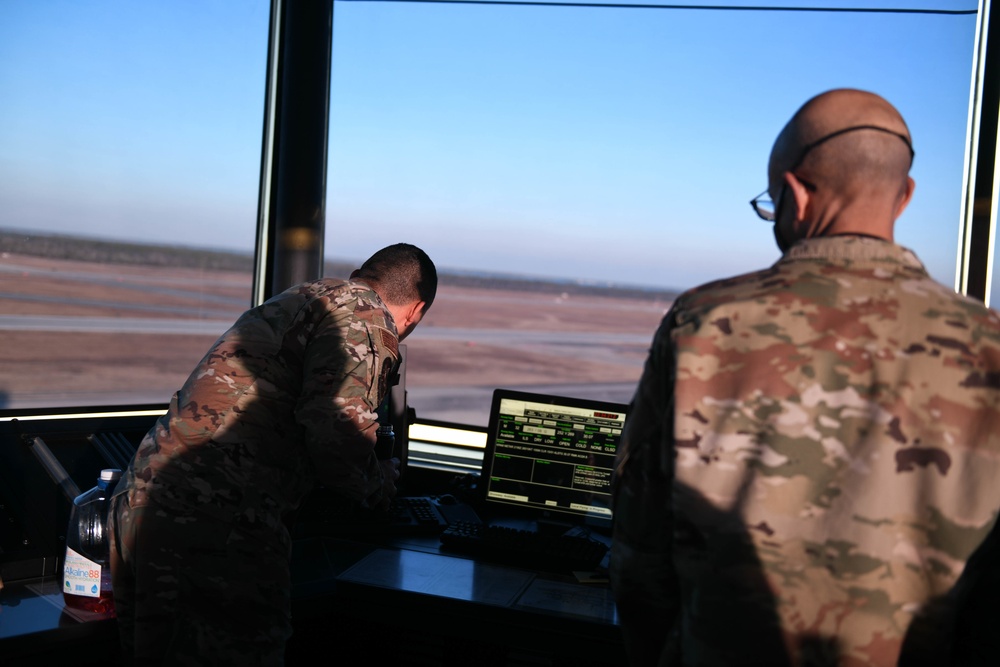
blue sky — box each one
[0,0,985,295]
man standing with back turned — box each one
[610,89,1000,666]
[109,243,436,666]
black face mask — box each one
[773,223,792,254]
[772,186,792,253]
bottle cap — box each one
[100,468,123,483]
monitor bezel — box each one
[477,388,627,532]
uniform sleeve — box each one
[295,297,399,508]
[610,311,681,666]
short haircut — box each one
[804,131,913,198]
[356,243,437,307]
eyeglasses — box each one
[750,189,778,222]
[749,124,915,222]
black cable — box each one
[336,0,978,15]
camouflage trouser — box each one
[109,493,293,666]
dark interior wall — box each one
[0,413,157,582]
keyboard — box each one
[439,520,609,572]
[292,494,451,537]
[387,496,450,533]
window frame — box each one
[3,1,997,459]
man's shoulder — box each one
[249,279,394,344]
[665,242,1000,361]
[292,278,387,314]
[673,264,782,309]
[306,279,398,349]
[673,239,981,308]
[301,277,367,300]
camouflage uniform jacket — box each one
[116,278,399,552]
[610,236,1000,667]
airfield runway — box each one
[0,252,672,425]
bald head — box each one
[767,89,916,247]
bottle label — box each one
[64,546,102,599]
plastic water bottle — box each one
[62,468,121,615]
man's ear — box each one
[784,171,813,222]
[403,300,426,326]
[894,176,916,220]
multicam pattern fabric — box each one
[110,278,399,665]
[110,498,293,666]
[611,236,1000,667]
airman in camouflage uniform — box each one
[109,243,436,666]
[610,90,1000,667]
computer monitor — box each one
[478,389,627,531]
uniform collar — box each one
[783,235,926,272]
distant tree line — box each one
[0,228,253,272]
[0,228,678,301]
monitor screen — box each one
[479,389,627,530]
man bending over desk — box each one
[109,243,436,666]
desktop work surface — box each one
[2,521,625,667]
[290,531,623,665]
[1,389,626,665]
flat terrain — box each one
[0,250,673,423]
